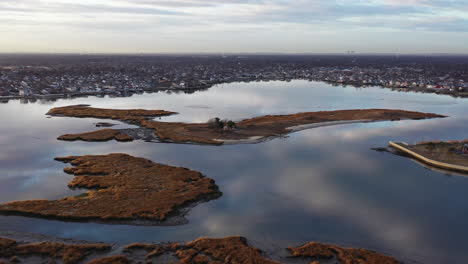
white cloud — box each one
[0,0,466,53]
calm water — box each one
[1,81,468,263]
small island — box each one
[0,235,401,264]
[0,237,111,264]
[46,104,177,122]
[58,128,134,142]
[0,154,221,224]
[389,140,468,173]
[288,241,400,264]
[48,105,446,145]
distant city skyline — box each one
[1,0,467,54]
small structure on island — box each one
[463,144,468,155]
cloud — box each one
[0,1,185,15]
[1,0,466,31]
[0,0,467,53]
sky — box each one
[0,0,467,54]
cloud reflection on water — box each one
[1,81,468,263]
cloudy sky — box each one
[1,0,467,54]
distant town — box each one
[1,54,467,102]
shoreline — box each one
[407,157,468,177]
[2,79,467,102]
[286,119,372,132]
[214,120,372,144]
[389,141,468,173]
[0,233,401,264]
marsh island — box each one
[48,105,445,145]
[0,154,221,224]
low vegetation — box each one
[0,154,221,223]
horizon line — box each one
[1,52,468,57]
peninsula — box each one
[0,154,221,224]
[389,140,468,173]
[48,105,446,145]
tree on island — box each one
[207,117,237,130]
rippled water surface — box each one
[1,81,468,263]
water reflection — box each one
[1,81,468,264]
